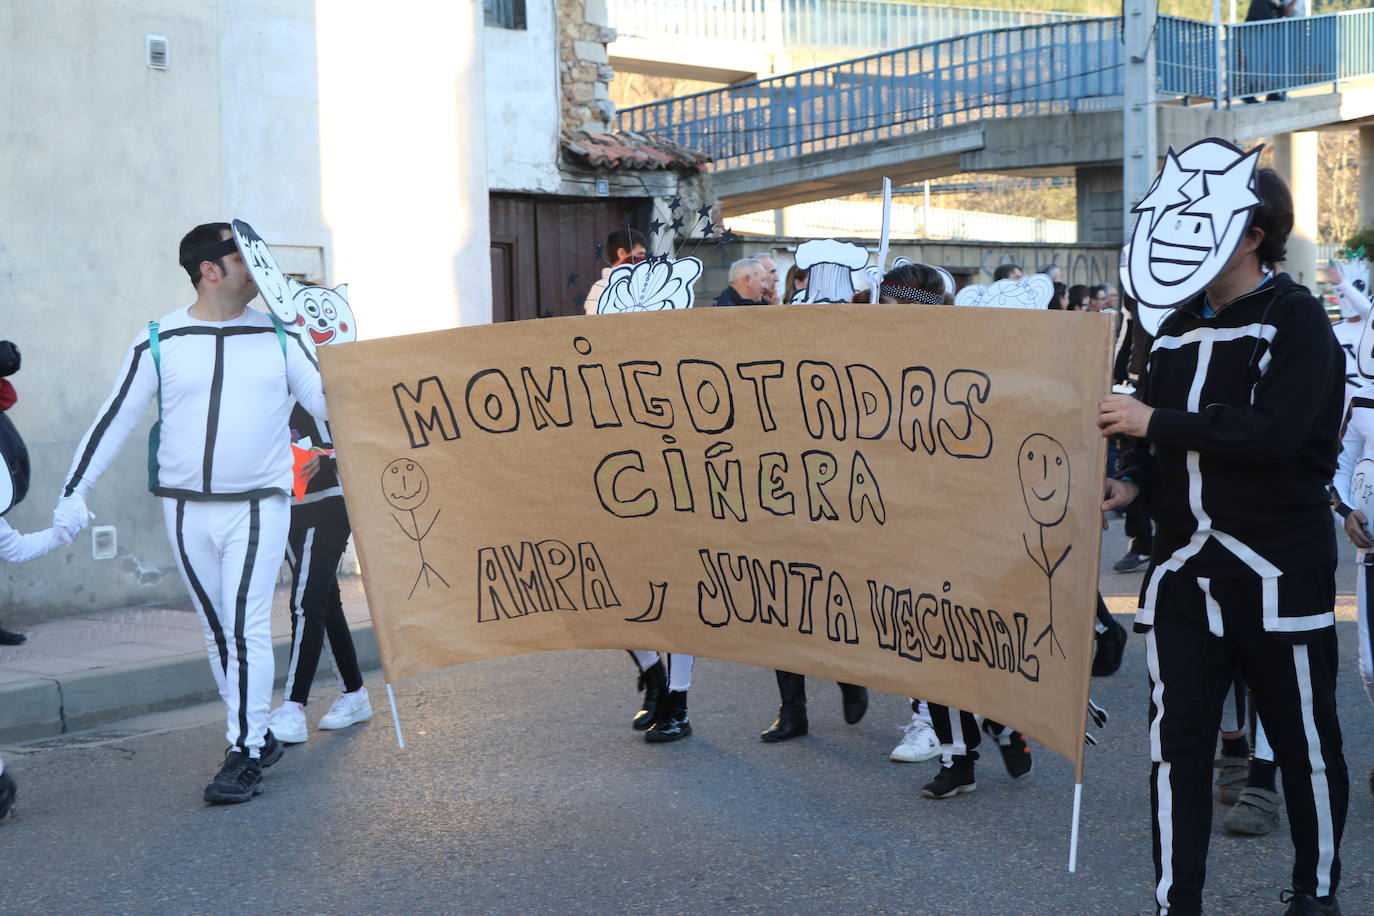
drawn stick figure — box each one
[1018,433,1072,658]
[381,458,450,599]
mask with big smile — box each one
[293,283,355,345]
[1122,138,1263,329]
[382,458,429,511]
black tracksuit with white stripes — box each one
[1119,273,1348,913]
[282,405,363,705]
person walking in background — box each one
[749,252,780,304]
[711,258,768,307]
[992,263,1023,282]
[583,229,647,315]
[783,264,809,304]
[263,403,371,744]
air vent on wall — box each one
[91,525,117,560]
[146,34,169,70]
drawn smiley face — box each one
[382,458,429,511]
[293,283,356,346]
[1018,433,1070,527]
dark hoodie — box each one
[1119,273,1343,578]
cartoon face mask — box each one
[232,220,297,325]
[294,283,355,345]
[1018,433,1070,527]
[1123,139,1264,328]
[382,458,430,511]
[1333,252,1370,320]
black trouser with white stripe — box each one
[283,496,363,705]
[1145,570,1347,914]
[162,495,289,757]
[927,704,1011,764]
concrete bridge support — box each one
[1360,126,1374,235]
[1272,131,1319,288]
[1076,165,1123,245]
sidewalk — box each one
[0,577,378,744]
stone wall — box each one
[559,0,617,133]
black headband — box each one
[180,237,238,271]
[880,282,944,304]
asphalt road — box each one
[1,522,1370,916]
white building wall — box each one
[483,0,563,194]
[0,0,490,621]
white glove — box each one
[50,525,76,549]
[53,494,93,539]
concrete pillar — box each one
[1271,131,1318,287]
[1359,126,1374,234]
[1122,0,1159,239]
[1076,165,1124,244]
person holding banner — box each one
[56,223,329,805]
[1101,166,1347,915]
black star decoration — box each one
[701,222,716,237]
[669,195,683,212]
[719,229,737,244]
[647,218,664,237]
[696,204,713,221]
[565,271,579,288]
[669,216,685,232]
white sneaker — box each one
[318,688,372,730]
[266,702,308,744]
[890,716,941,763]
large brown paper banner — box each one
[320,304,1111,776]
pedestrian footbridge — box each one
[616,8,1374,226]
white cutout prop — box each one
[863,178,895,299]
[1332,251,1371,321]
[1122,138,1264,333]
[595,255,703,314]
[231,219,357,345]
[793,238,869,304]
[955,274,1054,310]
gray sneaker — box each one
[1223,786,1281,835]
[1214,757,1249,805]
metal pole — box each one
[1213,0,1225,108]
[1123,0,1159,244]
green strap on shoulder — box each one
[146,322,162,491]
[269,313,289,359]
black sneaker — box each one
[0,769,16,819]
[1279,888,1341,915]
[921,754,977,798]
[1092,618,1128,677]
[997,733,1033,779]
[203,751,263,805]
[259,730,284,768]
[0,626,26,646]
[1112,552,1149,574]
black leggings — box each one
[283,496,363,705]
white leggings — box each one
[162,495,289,756]
[629,650,694,691]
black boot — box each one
[761,671,808,741]
[1092,616,1127,677]
[645,690,691,743]
[632,660,666,731]
[839,683,868,724]
[0,768,15,819]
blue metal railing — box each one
[607,0,1078,50]
[616,9,1374,170]
[618,18,1123,169]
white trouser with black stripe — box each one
[162,494,290,757]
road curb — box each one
[0,625,380,745]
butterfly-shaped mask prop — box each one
[231,219,357,345]
[1120,138,1264,336]
[954,274,1054,310]
[595,254,703,313]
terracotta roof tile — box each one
[561,129,710,173]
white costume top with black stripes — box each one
[63,305,328,501]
